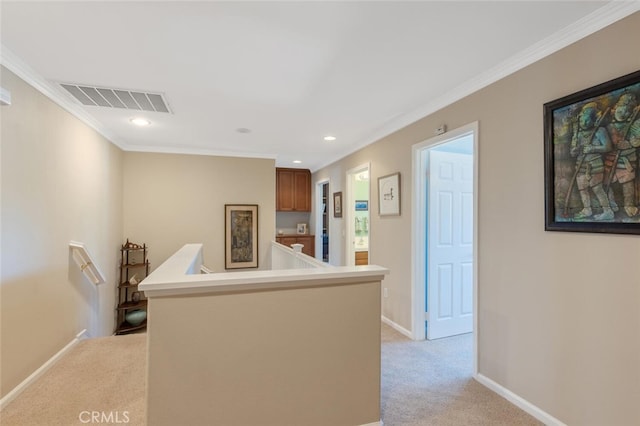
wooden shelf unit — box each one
[115,240,149,335]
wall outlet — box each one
[383,287,388,298]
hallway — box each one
[381,323,541,425]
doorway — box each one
[346,163,370,266]
[411,122,478,372]
[315,180,330,263]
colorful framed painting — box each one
[544,69,640,234]
[225,204,258,269]
[355,200,369,211]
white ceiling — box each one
[2,1,633,171]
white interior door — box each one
[427,150,473,340]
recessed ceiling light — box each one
[323,135,336,141]
[236,127,251,134]
[130,117,151,126]
[293,160,302,164]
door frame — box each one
[411,122,478,373]
[346,163,370,266]
[315,178,330,262]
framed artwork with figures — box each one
[544,69,640,234]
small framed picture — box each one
[355,200,369,211]
[333,192,343,218]
[296,223,308,234]
[378,172,401,216]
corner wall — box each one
[122,152,275,271]
[313,12,640,425]
[1,67,123,397]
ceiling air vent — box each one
[59,83,171,113]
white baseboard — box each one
[0,329,87,410]
[360,421,382,426]
[475,373,567,426]
[381,316,413,339]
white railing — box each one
[140,243,386,298]
[139,243,388,426]
[69,241,105,285]
[200,265,214,274]
[271,241,329,270]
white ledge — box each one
[139,243,388,297]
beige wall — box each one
[0,67,124,397]
[146,280,381,426]
[123,152,275,271]
[313,12,640,425]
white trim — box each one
[0,45,125,149]
[124,144,278,161]
[69,241,106,285]
[359,421,382,426]
[411,122,479,376]
[0,44,278,162]
[0,329,87,410]
[381,316,413,339]
[139,244,388,298]
[311,2,639,172]
[3,3,636,173]
[475,374,568,426]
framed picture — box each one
[333,192,343,218]
[544,69,640,234]
[378,172,401,216]
[296,223,308,234]
[355,200,369,211]
[225,204,258,269]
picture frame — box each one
[544,69,640,234]
[378,172,401,216]
[296,223,308,234]
[333,192,343,218]
[225,204,258,269]
[355,200,369,211]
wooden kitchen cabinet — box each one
[276,168,311,211]
[276,235,315,257]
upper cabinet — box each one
[276,168,311,211]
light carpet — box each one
[381,323,542,425]
[1,324,541,425]
[0,333,146,426]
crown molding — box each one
[0,44,127,149]
[318,1,640,173]
[0,45,279,161]
[3,2,639,169]
[125,144,279,161]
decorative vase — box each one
[125,309,146,326]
